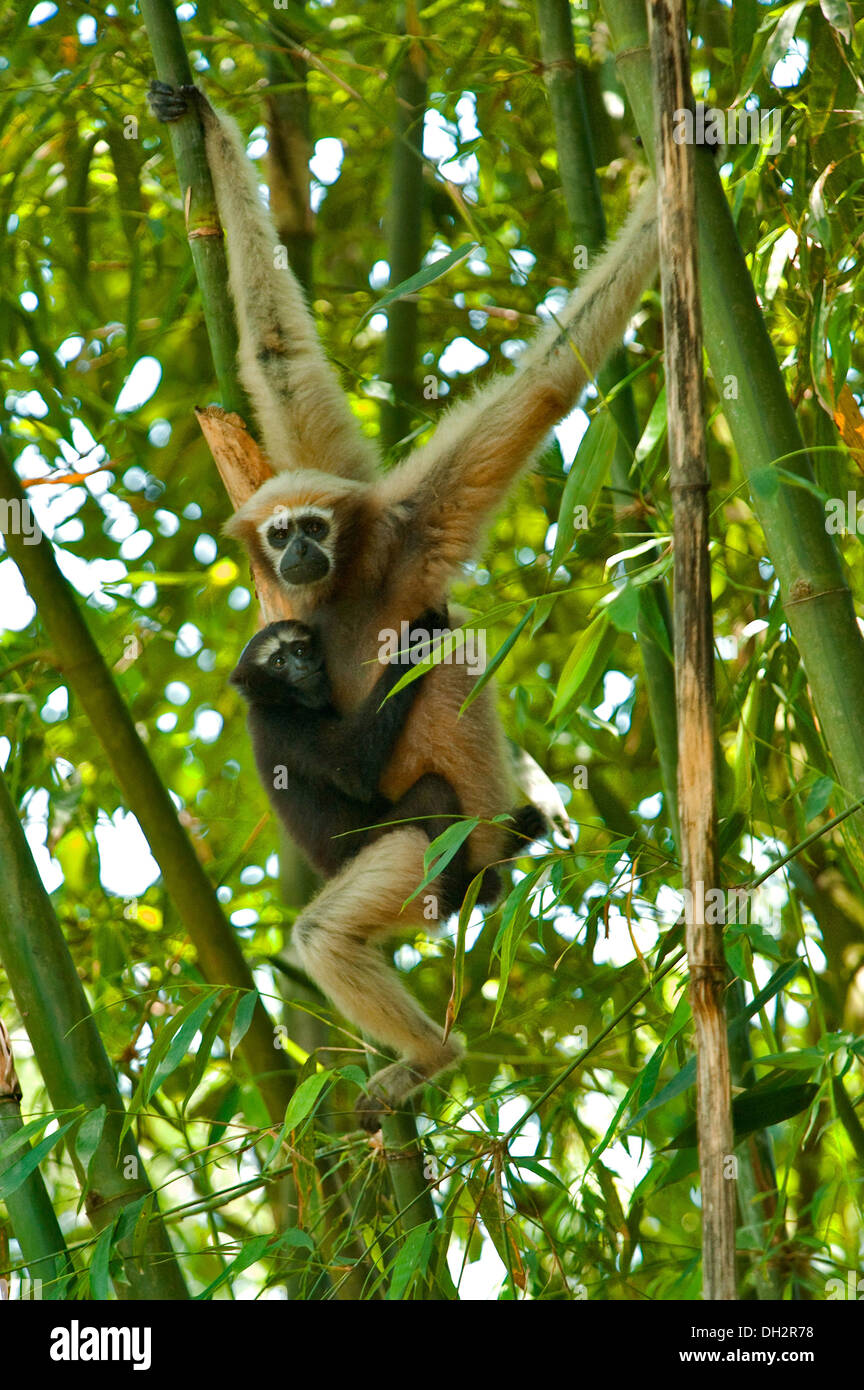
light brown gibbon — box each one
[148,80,659,1127]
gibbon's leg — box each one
[147,82,377,482]
[292,828,462,1130]
[379,181,659,596]
[366,771,467,915]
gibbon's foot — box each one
[356,1063,425,1133]
[147,80,201,124]
[355,1038,464,1132]
[511,803,548,845]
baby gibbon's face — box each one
[230,621,331,710]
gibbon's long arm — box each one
[290,655,426,803]
[380,183,659,594]
[149,83,378,482]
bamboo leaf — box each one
[88,1217,118,1300]
[551,412,617,568]
[0,1113,65,1164]
[551,612,615,718]
[819,0,853,42]
[120,1197,148,1266]
[0,1117,78,1202]
[229,990,259,1059]
[634,383,668,463]
[492,869,544,1021]
[281,1071,332,1135]
[509,1157,568,1191]
[755,1050,823,1071]
[458,606,536,714]
[404,818,480,905]
[667,1083,818,1148]
[149,990,221,1105]
[358,243,479,326]
[74,1104,106,1180]
[182,991,233,1113]
[445,869,484,1038]
[831,1075,864,1165]
[386,1221,434,1300]
[197,1233,272,1300]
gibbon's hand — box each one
[147,80,209,124]
[399,607,449,668]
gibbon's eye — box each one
[266,523,291,550]
[268,651,287,669]
[301,516,329,541]
[288,642,309,661]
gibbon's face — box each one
[230,621,332,710]
[223,473,377,602]
[259,505,334,587]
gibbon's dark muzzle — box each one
[278,535,330,585]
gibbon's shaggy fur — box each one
[149,80,659,1123]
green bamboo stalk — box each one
[0,449,294,1131]
[381,10,428,455]
[139,0,248,417]
[535,0,678,831]
[0,1018,77,1299]
[0,773,188,1299]
[601,0,864,809]
[369,1099,457,1300]
[535,0,605,250]
[726,995,783,1298]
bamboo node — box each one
[537,57,578,75]
[785,580,848,607]
[188,225,224,240]
[0,1018,22,1101]
[614,44,651,66]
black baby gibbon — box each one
[230,609,469,906]
[231,614,547,910]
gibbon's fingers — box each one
[380,179,659,594]
[154,83,378,482]
[292,828,461,1118]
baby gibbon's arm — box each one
[306,658,425,803]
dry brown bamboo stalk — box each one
[648,0,737,1300]
[195,406,290,622]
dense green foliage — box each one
[0,0,863,1300]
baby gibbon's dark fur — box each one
[231,611,465,909]
[231,614,547,912]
